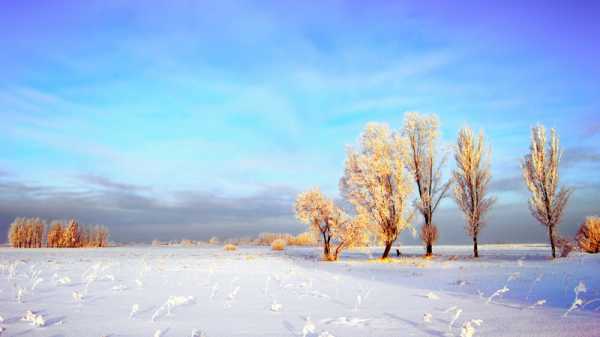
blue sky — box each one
[1,0,599,243]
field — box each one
[1,245,599,337]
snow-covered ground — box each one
[1,244,599,337]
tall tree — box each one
[522,125,572,258]
[453,127,496,257]
[403,112,451,257]
[340,123,413,259]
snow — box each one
[0,244,599,336]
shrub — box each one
[208,237,220,245]
[288,232,317,246]
[576,216,600,254]
[271,239,286,251]
[555,236,574,257]
[224,243,237,251]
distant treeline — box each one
[8,217,109,248]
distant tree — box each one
[295,187,337,259]
[522,125,572,258]
[576,216,600,254]
[47,221,64,248]
[340,123,414,259]
[62,219,82,248]
[8,217,45,248]
[453,127,496,257]
[403,112,451,257]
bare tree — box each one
[453,127,496,257]
[295,187,336,259]
[522,125,572,258]
[403,112,451,257]
[340,123,413,259]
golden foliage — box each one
[576,216,600,254]
[340,123,413,259]
[452,127,496,257]
[522,125,572,258]
[403,112,451,256]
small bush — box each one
[271,239,286,251]
[224,243,237,251]
[577,216,600,254]
[208,236,220,245]
[555,236,574,257]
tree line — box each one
[295,112,598,260]
[8,217,109,248]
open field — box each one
[1,245,599,337]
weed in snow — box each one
[423,312,433,323]
[426,292,440,300]
[152,296,195,321]
[460,319,483,337]
[270,300,283,312]
[209,283,219,300]
[563,281,586,317]
[72,291,83,302]
[57,276,72,286]
[448,307,462,331]
[22,310,45,327]
[129,304,139,319]
[191,329,207,337]
[527,299,546,309]
[301,317,316,337]
[486,286,509,304]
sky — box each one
[0,0,599,244]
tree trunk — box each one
[426,243,433,256]
[548,226,556,258]
[382,242,392,259]
[473,236,479,258]
[322,232,331,259]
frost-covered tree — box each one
[453,127,496,257]
[340,123,413,259]
[295,187,337,259]
[403,112,451,256]
[576,216,600,254]
[522,125,572,258]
